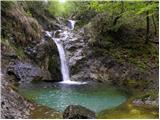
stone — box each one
[63,105,96,119]
[132,99,144,106]
[1,75,33,119]
[7,60,52,83]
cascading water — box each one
[67,20,76,30]
[46,27,86,85]
[54,37,70,82]
[46,31,70,81]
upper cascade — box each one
[67,20,76,30]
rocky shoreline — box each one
[1,74,34,119]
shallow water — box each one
[97,101,159,119]
[19,82,127,113]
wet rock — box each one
[132,97,159,107]
[61,26,148,84]
[7,60,52,83]
[132,99,144,106]
[24,39,62,81]
[30,106,62,119]
[65,28,150,86]
[55,30,61,38]
[1,74,34,119]
[24,41,51,62]
[63,105,96,119]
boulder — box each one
[7,60,52,83]
[1,74,34,119]
[63,105,96,119]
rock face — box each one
[71,56,150,89]
[1,1,42,47]
[61,14,158,93]
[1,1,62,119]
[57,28,87,68]
[1,74,34,119]
[62,26,149,90]
[132,97,159,107]
[63,105,96,119]
[7,60,52,83]
[1,1,62,82]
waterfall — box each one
[53,38,71,82]
[46,31,70,81]
[46,31,86,85]
[68,20,76,30]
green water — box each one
[19,83,127,113]
[98,101,159,119]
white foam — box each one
[59,80,86,85]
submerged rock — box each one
[97,101,159,119]
[30,106,62,119]
[63,105,96,119]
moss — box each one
[48,55,62,81]
[31,77,43,83]
[2,2,42,46]
[30,105,63,119]
[14,46,26,59]
[92,36,158,71]
[97,100,159,119]
[25,10,32,17]
[123,79,151,91]
[1,38,27,59]
[8,84,18,92]
[131,90,158,101]
[9,40,26,58]
[1,1,15,9]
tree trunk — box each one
[121,1,124,13]
[113,1,124,26]
[152,15,157,35]
[145,10,150,44]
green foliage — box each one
[111,43,158,71]
[1,38,26,59]
[89,1,158,28]
[1,1,15,10]
[47,1,90,18]
[133,90,158,101]
[88,1,158,71]
[48,1,75,17]
[25,10,32,17]
[91,33,158,71]
[24,1,47,11]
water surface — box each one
[19,82,127,113]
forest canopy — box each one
[47,0,158,44]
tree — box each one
[89,1,158,44]
[152,15,157,35]
[145,10,150,44]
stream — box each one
[18,20,158,118]
[20,25,128,113]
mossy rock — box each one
[97,100,159,119]
[30,105,63,119]
[48,55,62,81]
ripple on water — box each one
[20,83,127,113]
